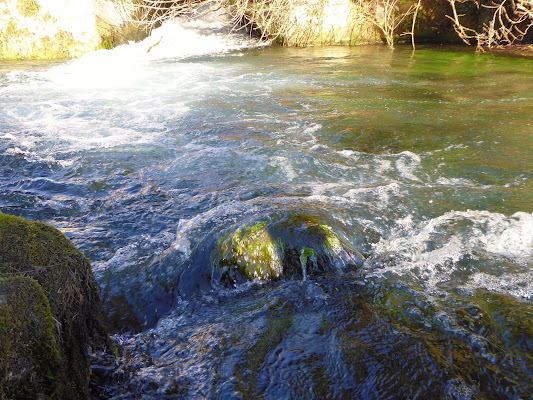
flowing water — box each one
[1,13,533,399]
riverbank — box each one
[2,0,532,60]
[488,44,533,58]
[0,0,144,60]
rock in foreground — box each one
[0,212,108,399]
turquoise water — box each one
[1,38,532,398]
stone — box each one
[212,214,365,285]
[0,212,108,398]
[0,0,146,60]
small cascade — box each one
[43,8,266,90]
[300,251,307,282]
[300,247,318,282]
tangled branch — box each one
[128,0,425,47]
[356,0,422,48]
[447,0,533,49]
[128,0,328,45]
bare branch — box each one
[446,0,533,49]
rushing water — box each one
[1,13,533,399]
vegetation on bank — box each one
[0,0,146,60]
[133,0,533,48]
[1,0,531,59]
[0,212,109,399]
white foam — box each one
[93,243,140,275]
[393,151,422,182]
[270,156,298,181]
[469,272,533,300]
[302,123,322,135]
[44,9,265,90]
[369,210,533,298]
[435,177,476,186]
[0,9,267,159]
[474,211,533,259]
[337,149,360,159]
[344,182,402,205]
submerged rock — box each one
[212,214,365,285]
[0,212,108,399]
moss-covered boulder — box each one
[212,214,365,286]
[0,275,63,398]
[0,212,108,399]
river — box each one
[1,13,532,399]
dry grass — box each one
[128,0,533,48]
[128,0,385,46]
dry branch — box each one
[354,0,421,48]
[128,0,423,47]
[447,0,533,49]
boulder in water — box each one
[212,214,365,286]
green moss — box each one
[216,221,283,281]
[99,36,115,50]
[213,214,364,284]
[235,313,293,395]
[249,315,293,372]
[300,246,317,261]
[0,275,63,399]
[319,224,341,250]
[299,246,317,280]
[0,212,108,399]
[369,282,533,395]
[16,0,40,18]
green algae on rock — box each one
[212,214,365,285]
[0,212,108,399]
[0,275,63,399]
[360,280,533,397]
[214,221,284,282]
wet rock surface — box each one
[90,274,533,399]
[98,212,366,334]
[0,212,108,399]
[212,214,365,285]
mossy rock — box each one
[0,275,63,399]
[0,212,108,399]
[214,221,284,282]
[212,214,365,285]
